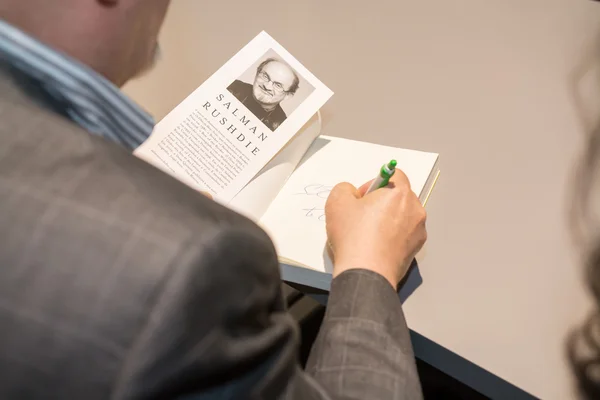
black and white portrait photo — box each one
[227,49,315,131]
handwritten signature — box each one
[302,207,326,222]
[295,184,333,199]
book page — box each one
[134,31,333,203]
[228,112,321,221]
[259,136,439,273]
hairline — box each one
[256,58,300,94]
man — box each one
[227,58,298,131]
[0,1,427,399]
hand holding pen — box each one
[324,160,427,289]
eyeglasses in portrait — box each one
[227,49,315,132]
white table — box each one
[124,1,600,398]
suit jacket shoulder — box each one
[0,67,287,399]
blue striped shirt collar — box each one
[0,20,154,150]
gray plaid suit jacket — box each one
[0,66,423,399]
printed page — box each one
[134,31,333,203]
[259,136,439,273]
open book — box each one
[228,121,440,291]
[134,31,333,203]
[134,31,440,291]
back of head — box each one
[0,0,171,86]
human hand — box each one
[325,169,427,288]
[197,190,212,199]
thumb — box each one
[198,190,213,199]
[328,182,360,203]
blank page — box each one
[259,136,439,273]
[228,113,321,221]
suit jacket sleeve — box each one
[301,269,424,400]
[110,221,422,400]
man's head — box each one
[252,58,299,110]
[0,0,171,86]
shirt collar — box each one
[0,20,154,150]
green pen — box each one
[366,159,397,194]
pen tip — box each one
[389,159,397,168]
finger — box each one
[327,182,360,203]
[387,168,411,190]
[199,190,213,199]
[358,179,374,197]
[326,239,336,261]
